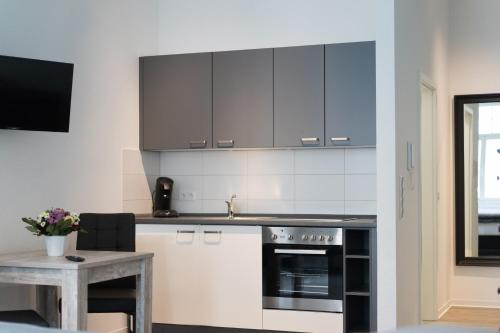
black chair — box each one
[0,310,49,327]
[76,213,137,332]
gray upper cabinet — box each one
[325,41,376,147]
[213,49,273,148]
[274,45,325,147]
[141,53,212,150]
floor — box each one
[432,307,500,329]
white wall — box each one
[0,0,158,331]
[394,0,450,326]
[375,0,397,329]
[449,0,500,308]
[157,0,375,54]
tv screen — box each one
[0,55,74,132]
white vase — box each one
[45,236,67,257]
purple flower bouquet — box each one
[22,208,82,236]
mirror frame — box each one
[455,93,500,266]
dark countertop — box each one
[135,213,377,228]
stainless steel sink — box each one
[232,216,277,221]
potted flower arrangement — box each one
[22,208,82,257]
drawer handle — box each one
[274,249,327,255]
[189,140,207,149]
[177,230,195,234]
[217,140,234,148]
[301,137,320,146]
[330,137,351,144]
[204,230,222,235]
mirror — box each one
[455,94,500,266]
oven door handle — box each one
[274,249,327,255]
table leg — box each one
[61,269,88,331]
[136,258,152,333]
[36,285,59,327]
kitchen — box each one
[126,40,377,333]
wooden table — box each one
[0,250,153,332]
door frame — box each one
[419,73,439,321]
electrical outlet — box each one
[180,192,196,201]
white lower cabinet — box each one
[136,224,262,329]
[263,309,343,333]
[136,224,200,325]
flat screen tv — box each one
[0,55,74,132]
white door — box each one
[197,225,263,329]
[136,225,200,325]
[420,82,438,320]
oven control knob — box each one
[328,235,334,241]
[302,235,309,241]
[311,235,317,241]
[319,235,325,241]
[272,234,278,240]
[288,235,294,240]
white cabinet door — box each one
[136,225,200,325]
[197,225,262,329]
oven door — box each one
[263,243,343,313]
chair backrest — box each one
[77,213,135,252]
[77,213,136,289]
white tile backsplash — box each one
[248,175,294,200]
[295,175,344,201]
[345,174,377,201]
[122,149,160,214]
[170,175,203,200]
[294,149,345,175]
[123,148,376,215]
[247,150,294,175]
[202,150,247,175]
[161,151,203,176]
[345,148,376,174]
[345,201,377,215]
[294,201,345,215]
[202,176,247,199]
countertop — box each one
[135,214,377,228]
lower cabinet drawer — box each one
[263,309,343,333]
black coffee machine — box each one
[153,177,179,218]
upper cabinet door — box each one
[141,53,212,150]
[274,45,325,147]
[325,41,376,147]
[213,49,273,148]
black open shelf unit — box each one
[344,228,376,333]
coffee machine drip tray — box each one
[153,209,179,218]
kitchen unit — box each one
[135,224,262,329]
[139,41,375,150]
[135,215,377,333]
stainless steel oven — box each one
[262,226,343,313]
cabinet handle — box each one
[189,140,207,149]
[217,139,234,148]
[203,230,222,235]
[330,137,351,145]
[301,137,320,146]
[177,230,195,234]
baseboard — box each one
[438,301,452,319]
[450,299,500,309]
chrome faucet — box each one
[225,194,237,219]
